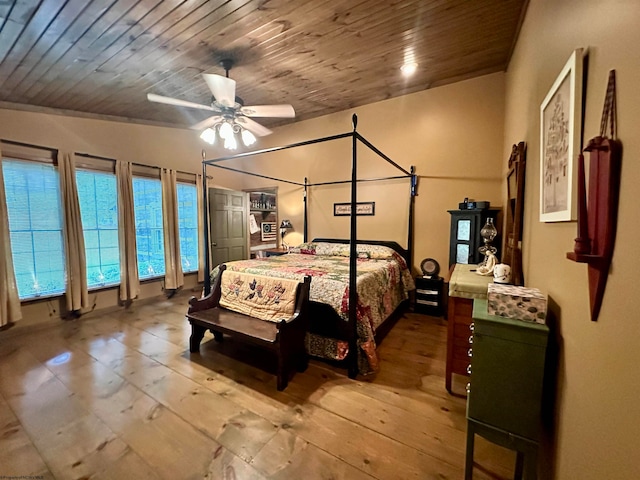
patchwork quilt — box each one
[211,242,415,374]
[219,270,299,322]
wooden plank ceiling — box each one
[0,0,527,130]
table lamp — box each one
[279,219,293,250]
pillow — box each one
[290,242,397,259]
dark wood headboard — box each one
[311,238,410,267]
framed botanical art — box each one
[539,48,584,222]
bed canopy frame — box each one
[201,114,417,377]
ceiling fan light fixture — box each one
[241,129,256,147]
[224,134,238,150]
[200,127,216,145]
[219,121,234,140]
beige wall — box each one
[0,108,244,329]
[237,72,506,273]
[504,0,640,478]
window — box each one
[2,159,65,299]
[76,170,120,288]
[132,177,165,279]
[176,183,198,273]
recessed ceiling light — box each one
[401,62,418,76]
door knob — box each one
[212,242,217,247]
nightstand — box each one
[264,248,288,257]
[414,276,444,316]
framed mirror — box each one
[504,142,526,285]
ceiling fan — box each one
[147,59,295,149]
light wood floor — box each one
[0,292,515,479]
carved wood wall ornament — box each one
[503,142,526,286]
[566,70,622,321]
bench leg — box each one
[297,353,309,372]
[189,324,206,352]
[515,451,525,479]
[276,353,289,391]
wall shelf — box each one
[566,136,622,321]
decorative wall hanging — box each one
[261,222,277,241]
[540,48,584,222]
[333,202,375,216]
[566,70,622,322]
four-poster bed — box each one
[198,114,417,378]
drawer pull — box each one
[416,288,438,295]
[465,382,471,394]
[468,348,473,358]
[468,335,474,344]
[467,364,472,375]
[469,322,475,332]
[416,299,438,306]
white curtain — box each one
[196,173,205,283]
[59,153,89,312]
[0,149,22,326]
[161,168,183,290]
[116,160,139,303]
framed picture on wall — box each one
[333,202,375,216]
[261,222,277,241]
[539,48,584,222]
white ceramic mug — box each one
[494,263,512,284]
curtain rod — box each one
[75,152,116,162]
[2,139,58,154]
[131,160,199,178]
[75,152,199,178]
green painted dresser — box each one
[465,299,549,479]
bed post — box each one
[348,114,359,379]
[202,153,211,296]
[408,165,417,271]
[304,177,308,243]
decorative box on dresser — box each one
[465,299,549,480]
[446,263,494,394]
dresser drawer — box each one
[450,297,473,317]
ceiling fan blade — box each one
[240,104,295,118]
[235,117,272,137]
[147,93,216,111]
[202,73,236,107]
[190,115,224,131]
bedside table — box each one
[414,276,444,316]
[264,248,288,257]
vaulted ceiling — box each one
[0,0,527,131]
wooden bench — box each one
[186,265,311,390]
